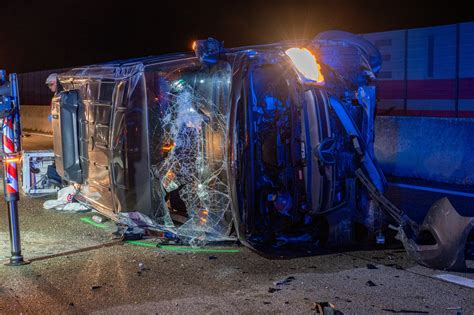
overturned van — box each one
[52,31,473,268]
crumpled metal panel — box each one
[59,58,234,243]
[60,63,144,81]
[397,197,474,271]
[314,30,381,79]
[312,31,381,163]
[59,64,153,217]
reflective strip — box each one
[2,117,15,154]
[5,162,18,193]
[388,182,474,198]
[434,274,474,289]
[2,117,18,193]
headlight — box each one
[285,47,324,84]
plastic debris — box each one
[366,263,378,270]
[92,215,108,224]
[43,185,89,212]
[113,226,145,241]
[312,302,341,315]
[366,280,377,287]
[273,276,295,286]
[155,232,181,245]
[118,212,158,229]
[376,232,386,244]
[115,212,166,240]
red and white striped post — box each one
[3,117,20,195]
[0,70,28,266]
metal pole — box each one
[10,73,22,152]
[1,71,29,266]
[6,200,24,264]
[3,132,28,267]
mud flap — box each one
[397,198,474,271]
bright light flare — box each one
[165,170,175,180]
[162,143,175,152]
[2,157,20,163]
[285,47,324,83]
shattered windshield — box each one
[145,60,233,245]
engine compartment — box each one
[236,61,319,249]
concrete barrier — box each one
[375,116,474,185]
[20,105,52,134]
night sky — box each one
[1,0,472,73]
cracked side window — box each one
[146,60,233,245]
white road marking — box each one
[434,274,474,289]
